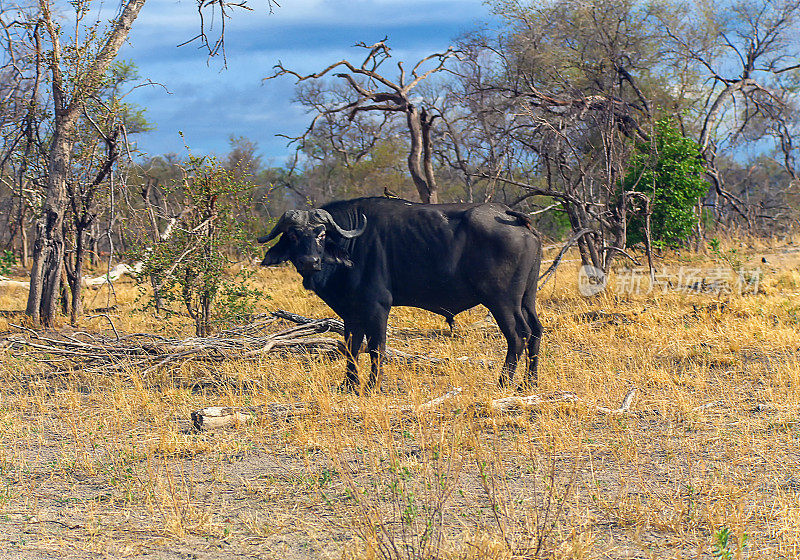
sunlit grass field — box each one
[1,238,800,559]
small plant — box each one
[708,238,743,271]
[709,238,761,293]
[0,250,16,276]
[132,155,262,336]
[712,526,748,560]
[332,421,464,560]
[472,428,578,559]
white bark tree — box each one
[17,0,268,326]
[662,0,800,224]
[26,0,147,326]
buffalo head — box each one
[258,209,366,274]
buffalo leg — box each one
[366,342,385,392]
[443,312,455,335]
[342,324,364,392]
[521,269,542,390]
[488,305,530,388]
[522,308,542,390]
[364,308,389,392]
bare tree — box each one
[719,155,799,232]
[285,93,412,203]
[450,0,668,270]
[434,48,520,204]
[23,0,148,326]
[6,0,265,327]
[63,124,120,323]
[0,5,46,268]
[59,62,152,323]
[662,0,800,225]
[269,39,460,203]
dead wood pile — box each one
[2,313,343,373]
[0,310,456,373]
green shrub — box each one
[0,250,16,276]
[623,119,708,247]
[133,155,261,336]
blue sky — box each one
[119,0,490,165]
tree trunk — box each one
[70,226,87,324]
[566,204,604,270]
[694,198,704,252]
[60,263,71,316]
[20,221,29,269]
[26,131,73,326]
[15,183,31,269]
[406,106,437,203]
[420,108,438,204]
[89,221,99,267]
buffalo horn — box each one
[257,210,309,243]
[309,209,367,238]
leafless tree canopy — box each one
[660,0,800,223]
[262,0,800,254]
[437,0,671,270]
[269,39,461,203]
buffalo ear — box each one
[261,237,290,267]
[324,240,353,268]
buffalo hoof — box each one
[498,375,512,390]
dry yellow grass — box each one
[1,240,800,559]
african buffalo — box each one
[259,197,543,392]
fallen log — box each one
[192,402,320,430]
[191,387,464,431]
[83,262,142,286]
[272,309,343,334]
[597,388,637,415]
[691,400,724,412]
[0,276,29,288]
[488,388,637,416]
[0,263,141,290]
[417,387,463,412]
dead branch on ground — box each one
[191,387,465,430]
[2,310,468,373]
[485,388,637,416]
[190,388,638,431]
[3,314,342,373]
